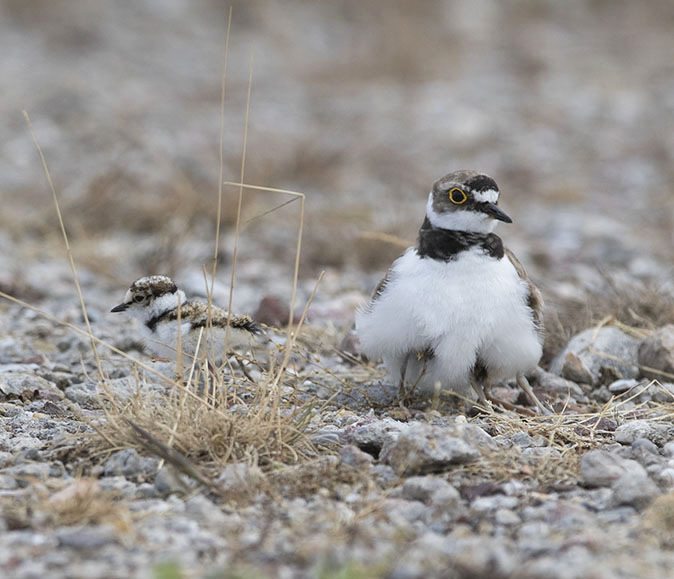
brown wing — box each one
[174,302,262,335]
[371,267,392,303]
[368,248,409,305]
[505,247,544,331]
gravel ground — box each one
[2,2,674,578]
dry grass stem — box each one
[209,5,233,297]
[224,52,254,354]
[358,231,412,248]
[23,110,106,384]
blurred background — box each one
[1,0,673,346]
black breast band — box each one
[415,218,504,261]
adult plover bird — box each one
[356,170,548,413]
[111,275,262,363]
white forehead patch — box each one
[471,189,499,204]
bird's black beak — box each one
[482,202,512,224]
[110,303,128,313]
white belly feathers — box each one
[356,247,542,395]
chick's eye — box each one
[133,295,145,303]
[449,188,467,205]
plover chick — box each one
[356,170,548,414]
[111,275,262,364]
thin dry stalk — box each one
[358,230,411,248]
[210,5,233,295]
[23,111,106,384]
[224,52,254,354]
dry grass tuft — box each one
[542,279,674,365]
[92,349,320,478]
[457,383,674,487]
[0,479,133,535]
[268,456,374,499]
[456,445,581,488]
[43,479,133,533]
[589,280,674,330]
[643,492,674,548]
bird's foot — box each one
[484,392,537,416]
[516,373,553,416]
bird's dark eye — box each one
[134,295,145,303]
[448,187,467,205]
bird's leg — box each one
[483,382,536,416]
[470,378,491,410]
[398,352,412,403]
[516,372,552,415]
[415,351,430,385]
[235,356,256,383]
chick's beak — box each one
[482,202,512,224]
[110,303,129,313]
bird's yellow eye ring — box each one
[449,187,467,205]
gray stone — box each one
[342,417,407,454]
[517,520,552,554]
[611,472,660,509]
[135,483,159,498]
[369,464,397,488]
[495,508,522,525]
[0,372,59,400]
[413,534,518,578]
[339,444,374,468]
[533,367,587,400]
[9,436,43,452]
[0,364,40,374]
[64,383,100,407]
[511,433,535,448]
[608,380,674,404]
[16,448,42,462]
[382,423,480,475]
[471,495,520,511]
[631,437,659,455]
[558,351,594,384]
[185,494,228,528]
[502,481,526,496]
[37,369,75,390]
[580,450,647,487]
[522,447,561,458]
[550,326,639,385]
[0,451,13,468]
[215,462,263,495]
[453,420,499,452]
[311,428,341,446]
[657,468,674,487]
[615,420,671,446]
[103,449,159,480]
[0,474,18,489]
[591,385,612,403]
[57,525,118,550]
[401,476,460,508]
[381,498,429,525]
[630,439,666,473]
[638,325,674,381]
[650,382,674,403]
[608,379,640,393]
[2,462,55,486]
[154,465,189,496]
[596,506,638,524]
